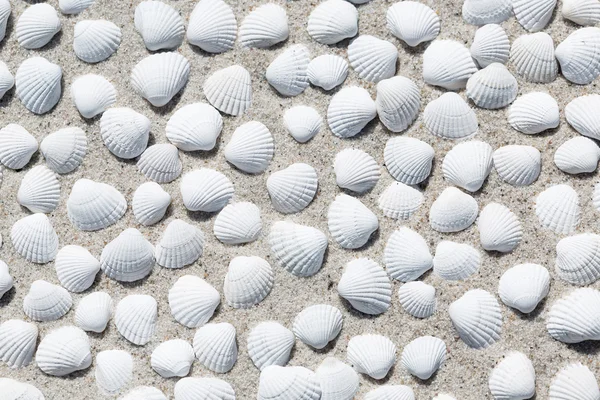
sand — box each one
[0,0,599,398]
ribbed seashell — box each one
[471,24,510,68]
[384,227,432,281]
[365,385,415,400]
[59,0,94,14]
[155,219,204,269]
[348,35,397,83]
[316,357,360,400]
[549,363,600,400]
[17,165,60,213]
[134,0,184,51]
[347,334,396,380]
[0,61,14,100]
[0,378,44,400]
[401,336,446,380]
[247,321,294,371]
[131,52,190,107]
[74,291,113,333]
[384,136,434,184]
[269,221,327,277]
[398,281,436,319]
[566,95,600,140]
[101,229,154,283]
[224,256,273,308]
[0,319,38,368]
[514,0,557,32]
[23,280,72,322]
[307,0,357,45]
[0,124,38,170]
[174,377,236,400]
[422,40,478,90]
[489,352,536,400]
[187,0,237,53]
[462,0,512,25]
[334,148,380,193]
[327,86,377,138]
[449,289,502,349]
[508,92,559,134]
[267,163,317,214]
[493,145,541,186]
[180,168,234,212]
[338,258,392,315]
[442,141,493,192]
[423,93,478,139]
[266,44,310,96]
[535,184,580,235]
[132,182,171,226]
[168,275,220,328]
[328,194,378,249]
[166,103,223,151]
[11,213,58,264]
[386,1,440,47]
[95,350,133,396]
[466,63,518,109]
[563,0,600,25]
[120,386,167,400]
[478,202,522,253]
[214,202,261,245]
[100,107,150,159]
[547,288,600,343]
[193,322,237,373]
[73,20,121,63]
[224,121,274,174]
[114,294,157,345]
[67,178,126,231]
[511,33,558,83]
[556,233,600,286]
[283,105,322,143]
[55,245,100,292]
[555,136,600,174]
[378,182,424,221]
[293,304,343,350]
[433,241,481,281]
[498,263,550,313]
[307,55,348,91]
[36,326,92,376]
[151,339,194,378]
[15,57,62,115]
[239,3,288,48]
[376,76,421,133]
[258,366,321,400]
[429,187,478,233]
[0,0,9,43]
[0,261,12,299]
[203,65,252,116]
[16,4,61,49]
[137,143,182,183]
[40,127,87,174]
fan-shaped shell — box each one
[151,339,194,378]
[266,44,310,96]
[449,289,502,349]
[338,258,392,315]
[73,20,121,63]
[365,385,416,400]
[307,55,348,91]
[307,0,357,45]
[471,24,510,68]
[224,256,273,308]
[535,184,580,235]
[328,194,378,249]
[193,322,237,373]
[508,92,559,134]
[347,334,396,380]
[36,326,92,376]
[0,319,38,368]
[348,35,397,83]
[55,245,100,292]
[100,107,150,159]
[239,3,288,48]
[214,202,262,245]
[398,282,436,319]
[514,0,557,31]
[67,178,126,231]
[550,363,600,400]
[555,136,600,174]
[247,321,294,371]
[187,0,237,53]
[0,378,44,400]
[498,263,550,313]
[168,274,220,328]
[429,187,478,233]
[316,357,359,400]
[101,228,155,282]
[16,4,61,49]
[0,61,12,101]
[269,221,328,277]
[293,304,343,350]
[0,124,38,170]
[384,227,433,282]
[267,163,318,214]
[74,291,113,333]
[11,213,58,264]
[258,365,321,400]
[378,182,424,220]
[376,76,421,133]
[387,1,440,47]
[155,219,204,269]
[462,0,512,25]
[131,52,190,107]
[401,336,446,380]
[424,93,478,139]
[563,0,600,26]
[493,145,541,186]
[334,148,380,193]
[422,40,478,90]
[132,182,171,226]
[134,0,184,51]
[511,33,558,83]
[174,377,236,400]
[434,241,481,281]
[137,143,182,183]
[556,233,600,286]
[224,121,274,174]
[40,127,87,174]
[547,288,600,343]
[180,168,234,212]
[114,294,157,345]
[0,0,9,43]
[566,95,600,140]
[489,352,536,400]
[478,202,523,253]
[59,0,94,14]
[95,350,133,396]
[203,65,252,116]
[466,63,518,109]
[120,386,167,400]
[327,86,377,138]
[283,105,322,143]
[15,57,62,115]
[17,165,60,214]
[442,141,493,192]
[0,261,12,299]
[166,103,223,151]
[384,136,434,184]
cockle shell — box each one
[114,294,157,345]
[0,0,9,43]
[203,65,252,116]
[513,0,557,32]
[181,168,234,213]
[471,24,510,68]
[378,182,424,220]
[258,365,321,400]
[187,0,237,53]
[316,357,359,400]
[535,184,580,235]
[466,63,518,109]
[214,202,262,245]
[95,350,133,396]
[376,76,421,133]
[338,258,392,315]
[67,178,127,231]
[0,124,38,170]
[17,165,60,214]
[488,352,536,400]
[384,136,434,184]
[347,334,396,380]
[563,0,600,26]
[556,233,600,286]
[174,377,236,400]
[151,339,194,378]
[15,57,62,115]
[134,0,184,51]
[73,20,122,63]
[422,40,478,90]
[269,221,328,277]
[36,326,92,376]
[193,322,237,373]
[100,107,150,159]
[155,219,204,269]
[59,0,94,14]
[0,61,13,99]
[307,0,357,45]
[0,378,44,400]
[554,136,600,174]
[386,1,440,47]
[327,86,377,138]
[334,148,380,193]
[283,105,322,143]
[168,274,220,328]
[442,141,493,192]
[449,289,502,349]
[348,35,397,83]
[11,213,58,264]
[493,145,541,186]
[462,0,512,25]
[224,256,273,309]
[0,319,38,369]
[508,92,559,134]
[74,291,113,333]
[558,26,600,84]
[433,241,481,281]
[365,385,416,400]
[132,182,171,226]
[40,127,88,174]
[239,3,288,48]
[429,187,478,233]
[131,52,190,107]
[120,386,167,400]
[401,336,446,380]
[384,227,433,282]
[266,44,310,96]
[550,363,600,400]
[423,93,478,139]
[55,245,100,292]
[0,261,12,299]
[511,33,558,83]
[224,121,274,174]
[137,143,182,183]
[565,95,600,140]
[166,103,223,151]
[547,288,600,343]
[307,55,348,91]
[16,4,61,49]
[101,228,155,282]
[478,202,522,253]
[267,163,318,214]
[328,194,378,249]
[293,304,343,350]
[247,321,294,370]
[498,264,550,314]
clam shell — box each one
[424,92,478,139]
[247,321,294,371]
[193,322,237,373]
[0,260,13,299]
[95,350,133,396]
[0,0,9,42]
[549,363,600,400]
[547,288,600,343]
[307,55,348,91]
[15,57,62,115]
[59,0,94,14]
[307,0,357,45]
[55,245,100,292]
[555,233,600,286]
[16,4,61,49]
[555,136,600,174]
[508,92,559,134]
[203,65,252,116]
[187,0,237,53]
[462,0,512,25]
[493,145,541,186]
[131,52,190,107]
[134,0,184,51]
[535,184,580,235]
[214,202,262,245]
[387,1,440,47]
[100,107,150,159]
[224,121,274,174]
[155,219,204,269]
[328,193,378,249]
[433,241,481,281]
[384,136,434,184]
[166,103,223,151]
[511,32,558,83]
[73,20,121,63]
[316,357,359,400]
[478,202,522,253]
[449,289,502,349]
[101,228,155,282]
[327,86,377,138]
[180,168,234,213]
[466,63,518,109]
[334,148,380,193]
[67,178,127,231]
[40,127,88,174]
[470,24,510,68]
[376,76,421,133]
[563,0,600,26]
[132,182,171,226]
[174,377,235,400]
[239,3,288,48]
[0,320,38,368]
[114,294,157,345]
[488,352,536,400]
[378,182,424,221]
[0,378,44,400]
[401,336,446,380]
[348,35,397,83]
[269,221,328,277]
[267,163,318,214]
[168,274,220,328]
[23,280,71,322]
[120,386,167,400]
[566,94,600,140]
[17,165,60,213]
[498,263,550,313]
[514,0,557,32]
[74,291,113,333]
[11,213,58,264]
[293,304,343,350]
[283,105,322,143]
[442,140,493,192]
[224,256,273,309]
[0,61,14,99]
[151,339,194,378]
[137,143,182,183]
[384,227,433,281]
[422,40,478,90]
[266,44,310,96]
[0,124,38,170]
[365,385,416,400]
[258,365,321,400]
[429,187,478,233]
[337,258,392,315]
[35,326,92,376]
[347,334,396,380]
[398,282,436,318]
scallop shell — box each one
[307,55,348,91]
[120,386,167,400]
[478,202,523,253]
[269,221,328,277]
[17,165,60,214]
[498,263,550,313]
[73,20,121,63]
[114,294,157,345]
[67,178,127,231]
[316,357,360,400]
[0,378,44,400]
[0,0,9,42]
[15,57,62,115]
[327,86,377,138]
[0,320,38,368]
[398,282,436,319]
[247,321,295,371]
[40,127,87,174]
[266,44,310,96]
[35,326,92,376]
[549,363,600,400]
[433,241,481,281]
[132,182,171,226]
[293,304,343,350]
[55,245,100,292]
[334,148,380,193]
[283,105,322,143]
[100,107,150,159]
[151,339,194,378]
[488,352,536,400]
[71,74,115,119]
[11,213,58,264]
[203,65,252,116]
[348,35,397,83]
[376,76,421,133]
[168,274,220,328]
[166,103,223,151]
[442,141,493,192]
[258,365,321,400]
[555,233,600,286]
[101,228,155,283]
[347,334,396,380]
[174,377,236,400]
[401,336,446,380]
[180,168,234,213]
[462,0,512,25]
[74,291,113,333]
[239,3,288,48]
[386,1,440,47]
[137,143,182,183]
[547,288,600,343]
[131,52,190,107]
[365,385,416,400]
[59,0,94,14]
[422,40,478,90]
[384,227,433,282]
[535,184,580,235]
[134,0,184,51]
[155,219,204,269]
[384,136,434,184]
[563,0,600,26]
[0,124,38,170]
[378,182,424,221]
[508,92,559,134]
[423,93,478,139]
[224,121,274,174]
[214,202,262,245]
[513,0,557,32]
[448,289,502,349]
[429,187,478,233]
[187,0,237,53]
[511,32,558,83]
[193,322,237,373]
[554,136,600,174]
[566,95,600,140]
[493,145,541,186]
[328,194,378,249]
[224,256,273,309]
[307,0,357,45]
[337,258,392,315]
[0,261,12,299]
[466,63,518,109]
[95,350,133,396]
[16,4,61,49]
[267,163,318,214]
[0,61,14,99]
[470,24,510,68]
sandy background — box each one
[0,0,599,398]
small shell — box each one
[187,0,237,53]
[422,40,478,90]
[387,1,440,47]
[247,321,295,371]
[511,33,558,83]
[258,366,321,400]
[151,339,194,378]
[307,55,348,91]
[307,0,357,45]
[488,352,536,400]
[316,357,360,400]
[137,143,182,183]
[181,168,234,213]
[132,182,171,226]
[155,219,204,269]
[470,24,510,68]
[384,227,433,281]
[120,386,167,400]
[168,275,220,328]
[478,202,523,253]
[384,136,434,184]
[95,350,133,396]
[174,377,235,400]
[514,0,557,31]
[224,256,273,309]
[73,20,121,63]
[398,282,436,318]
[11,213,59,264]
[328,194,378,249]
[239,3,288,48]
[55,245,100,292]
[134,0,184,51]
[498,263,550,313]
[203,65,252,116]
[70,76,116,118]
[224,121,274,174]
[462,0,512,25]
[547,288,600,343]
[535,184,580,235]
[347,334,396,380]
[555,233,600,286]
[131,52,190,107]
[442,141,493,192]
[0,379,44,400]
[0,61,14,99]
[378,182,424,221]
[348,35,397,83]
[67,178,127,231]
[166,103,223,151]
[293,304,343,350]
[16,4,61,49]
[0,261,12,298]
[59,0,94,14]
[266,44,310,96]
[424,93,478,139]
[376,76,421,134]
[563,0,600,26]
[114,294,157,345]
[0,124,38,170]
[214,202,262,245]
[433,241,481,281]
[365,385,416,400]
[401,336,446,380]
[101,228,155,282]
[466,63,518,109]
[100,107,150,159]
[40,127,88,174]
[267,163,318,214]
[566,95,600,140]
[493,145,541,186]
[36,326,92,376]
[429,187,478,233]
[334,148,380,193]
[327,86,377,138]
[269,221,328,277]
[549,363,600,400]
[0,319,38,368]
[449,289,502,349]
[17,165,60,214]
[592,182,600,211]
[337,258,392,315]
[555,136,600,174]
[74,291,113,333]
[15,57,62,115]
[0,0,8,42]
[283,105,322,143]
[508,92,560,134]
[193,322,237,373]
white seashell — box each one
[74,291,113,333]
[347,334,396,380]
[67,178,126,231]
[348,35,397,83]
[398,281,436,319]
[307,0,357,45]
[155,219,204,269]
[429,187,478,233]
[327,86,377,138]
[514,0,557,32]
[0,319,38,368]
[151,339,194,378]
[258,365,321,400]
[547,288,600,343]
[95,350,133,396]
[224,256,273,308]
[401,336,446,380]
[378,182,424,220]
[15,57,62,115]
[493,145,541,186]
[120,386,167,400]
[337,258,392,315]
[293,304,343,350]
[478,202,523,253]
[307,55,348,91]
[247,321,294,370]
[214,202,262,245]
[0,260,12,298]
[166,103,223,151]
[193,322,237,373]
[566,95,600,140]
[59,0,94,14]
[0,124,38,170]
[422,40,478,90]
[55,245,100,292]
[384,136,434,184]
[267,163,318,214]
[269,221,328,277]
[511,33,558,83]
[376,76,421,133]
[0,61,14,100]
[442,140,493,192]
[384,227,433,281]
[134,0,184,51]
[449,289,502,349]
[549,363,600,400]
[174,377,236,400]
[334,148,380,193]
[203,65,252,116]
[508,92,559,134]
[180,168,234,212]
[23,280,71,322]
[40,127,87,174]
[433,241,481,281]
[328,194,378,249]
[423,93,478,139]
[239,3,288,48]
[316,357,359,400]
[137,143,182,183]
[462,0,512,25]
[36,326,91,376]
[0,0,9,43]
[71,74,116,119]
[17,165,60,214]
[168,275,220,328]
[387,1,440,47]
[498,263,550,313]
[73,20,121,63]
[471,24,510,68]
[16,4,61,49]
[365,385,416,400]
[535,184,580,235]
[0,378,44,400]
[100,107,150,159]
[101,228,155,282]
[187,0,237,53]
[283,105,322,143]
[115,294,157,345]
[132,182,171,226]
[131,52,190,107]
[488,352,536,400]
[11,213,58,264]
[224,121,274,174]
[555,136,600,174]
[466,63,518,109]
[266,44,310,96]
[563,0,600,26]
[556,233,600,286]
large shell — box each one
[423,93,478,139]
[187,0,237,53]
[384,227,433,282]
[247,321,294,371]
[267,163,318,214]
[23,280,71,322]
[180,168,234,212]
[316,357,360,400]
[17,165,60,214]
[348,35,397,83]
[35,326,92,376]
[73,20,121,63]
[203,65,252,116]
[121,386,167,400]
[462,0,512,25]
[307,0,357,45]
[132,182,171,226]
[547,288,600,343]
[258,365,321,400]
[365,385,416,400]
[401,336,446,380]
[151,339,194,378]
[224,121,274,174]
[513,0,557,31]
[328,194,378,249]
[95,350,133,396]
[442,141,493,192]
[100,228,155,282]
[470,24,510,68]
[511,32,558,83]
[347,334,396,380]
[555,233,600,286]
[114,294,157,345]
[174,377,235,400]
[307,55,348,91]
[15,57,62,115]
[131,52,190,107]
[535,184,580,235]
[550,363,600,400]
[0,124,38,170]
[337,258,392,315]
[155,219,204,269]
[478,202,523,253]
[449,289,502,349]
[16,4,61,49]
[134,0,184,51]
[40,127,87,174]
[0,319,38,368]
[269,221,328,277]
[429,187,478,233]
[433,241,481,281]
[422,40,478,90]
[100,107,150,159]
[334,148,380,193]
[11,213,58,264]
[493,145,541,186]
[498,263,550,314]
[0,261,12,299]
[239,3,288,48]
[327,86,377,138]
[55,245,100,292]
[137,143,182,183]
[223,256,273,308]
[74,291,113,333]
[283,105,322,143]
[376,76,421,133]
[59,0,94,14]
[293,304,343,350]
[0,378,44,400]
[488,352,536,400]
[466,63,518,109]
[562,0,600,26]
[566,95,600,140]
[67,178,127,231]
[214,202,262,245]
[266,44,310,96]
[168,274,220,328]
[384,136,434,184]
[378,182,424,221]
[554,136,600,174]
[193,322,237,373]
[387,1,440,47]
[508,92,560,134]
[166,103,223,151]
